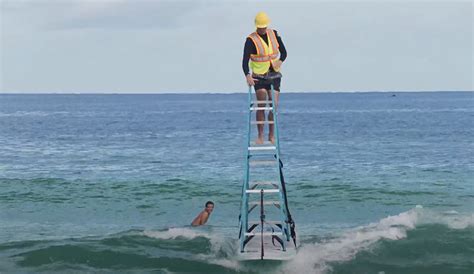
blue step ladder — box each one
[238,83,297,260]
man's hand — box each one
[273,59,283,71]
[246,74,258,86]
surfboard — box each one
[237,225,298,261]
[237,235,297,260]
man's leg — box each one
[267,89,280,144]
[255,88,268,144]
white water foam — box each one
[280,206,473,274]
[143,227,241,270]
[141,208,473,274]
[0,111,70,117]
[415,208,474,230]
[142,227,213,240]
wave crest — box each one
[283,206,473,274]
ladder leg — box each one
[240,83,296,255]
[270,84,287,251]
[240,86,253,252]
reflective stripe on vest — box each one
[249,29,280,63]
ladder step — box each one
[244,232,282,236]
[250,181,278,185]
[250,141,273,146]
[250,181,279,189]
[249,160,277,166]
[248,146,276,151]
[251,100,273,105]
[246,189,280,193]
[251,121,274,125]
[248,220,282,225]
[248,201,280,206]
[250,107,273,111]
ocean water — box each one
[0,92,473,273]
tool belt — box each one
[252,71,282,85]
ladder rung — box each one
[248,204,258,213]
[248,201,280,206]
[250,182,279,189]
[250,107,273,111]
[251,100,273,105]
[249,154,277,159]
[248,220,282,225]
[246,189,280,193]
[249,160,277,166]
[248,146,276,151]
[251,121,274,125]
[250,181,278,185]
[244,232,282,236]
[250,141,273,146]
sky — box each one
[0,0,473,93]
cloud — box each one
[1,0,472,92]
[1,0,205,31]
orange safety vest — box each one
[248,29,280,74]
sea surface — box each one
[0,92,473,273]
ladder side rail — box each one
[260,189,265,259]
[240,86,253,252]
[271,84,282,156]
[271,84,288,250]
[278,182,288,251]
[279,161,293,242]
[245,86,253,190]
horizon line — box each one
[1,90,473,95]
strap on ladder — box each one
[278,159,297,248]
[271,227,284,248]
[260,189,265,260]
[242,223,259,248]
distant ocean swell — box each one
[0,107,473,117]
[1,206,472,274]
[1,93,473,273]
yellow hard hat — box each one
[255,12,270,28]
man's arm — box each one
[242,38,256,76]
[270,30,287,71]
[275,30,287,62]
[243,38,259,86]
[191,212,203,226]
[191,211,209,226]
[200,211,210,225]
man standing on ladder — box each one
[242,12,288,145]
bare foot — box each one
[269,136,275,144]
[255,136,264,145]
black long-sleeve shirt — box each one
[242,30,287,75]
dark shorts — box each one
[253,71,282,92]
